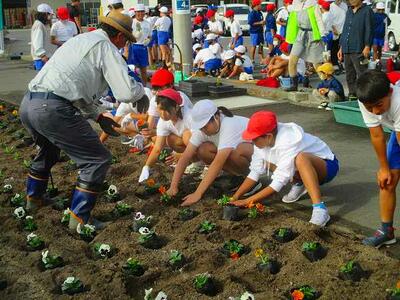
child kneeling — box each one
[230,111,339,227]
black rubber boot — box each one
[284,76,298,92]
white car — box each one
[216,4,251,36]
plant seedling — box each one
[10,193,25,207]
[61,209,70,225]
[339,260,366,282]
[23,216,38,232]
[114,201,132,217]
[272,227,295,243]
[111,156,119,164]
[159,186,172,203]
[77,224,96,242]
[178,208,197,221]
[13,152,21,160]
[0,121,7,129]
[198,220,216,234]
[387,281,400,300]
[158,148,173,162]
[168,250,185,269]
[93,243,113,259]
[105,184,120,202]
[12,129,25,139]
[217,195,232,206]
[144,179,160,194]
[131,212,152,232]
[13,207,26,219]
[222,239,245,260]
[138,227,162,249]
[122,257,145,277]
[61,277,84,295]
[290,285,318,300]
[193,273,215,295]
[26,233,45,251]
[52,197,69,211]
[248,203,265,218]
[254,248,280,274]
[23,159,32,169]
[302,241,326,262]
[2,183,13,193]
[46,186,59,198]
[4,146,15,155]
[41,250,64,269]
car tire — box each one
[388,33,398,51]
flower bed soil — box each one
[0,106,399,299]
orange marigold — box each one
[146,178,156,187]
[291,290,304,300]
[256,203,265,213]
[137,119,146,127]
[230,252,240,261]
[397,281,400,289]
[158,186,166,194]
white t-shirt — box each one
[132,19,152,45]
[230,19,242,37]
[276,8,289,35]
[148,91,193,118]
[235,55,253,68]
[281,53,306,76]
[208,20,223,34]
[194,48,216,64]
[209,43,222,59]
[155,16,171,32]
[330,2,347,39]
[50,20,77,42]
[190,115,249,150]
[156,101,192,137]
[146,16,158,29]
[192,28,204,41]
[322,11,333,33]
[359,86,400,131]
[115,87,153,117]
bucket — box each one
[279,76,291,89]
[174,71,189,84]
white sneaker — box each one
[309,208,331,226]
[184,161,204,175]
[243,182,263,197]
[282,184,307,203]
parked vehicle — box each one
[216,4,251,36]
[386,0,400,50]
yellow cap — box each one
[316,62,334,75]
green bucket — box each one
[174,71,189,84]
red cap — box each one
[225,9,235,18]
[266,3,276,11]
[157,88,182,105]
[194,15,203,25]
[319,0,331,10]
[206,9,216,18]
[256,77,280,88]
[242,111,278,140]
[274,34,284,41]
[280,41,290,53]
[284,0,293,4]
[57,7,69,20]
[151,69,174,87]
[87,27,96,32]
[252,0,262,7]
[387,72,400,84]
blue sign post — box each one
[0,0,4,54]
[176,0,190,14]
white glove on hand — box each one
[132,134,145,150]
[99,96,115,110]
[139,166,150,183]
[121,114,134,129]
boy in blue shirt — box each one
[248,0,265,63]
[373,2,391,61]
[265,4,277,55]
[357,70,398,248]
[312,63,345,110]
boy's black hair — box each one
[36,12,49,25]
[216,106,233,117]
[99,22,120,38]
[356,70,390,104]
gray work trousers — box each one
[343,53,368,96]
[19,93,111,187]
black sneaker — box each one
[362,228,396,248]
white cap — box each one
[196,8,203,13]
[135,4,145,11]
[224,50,235,60]
[205,33,217,41]
[37,3,53,14]
[362,0,371,4]
[191,100,218,130]
[376,2,385,9]
[160,6,168,13]
[192,43,202,52]
[127,8,135,18]
[108,0,123,5]
[234,45,246,54]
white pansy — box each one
[63,209,70,215]
[25,215,33,220]
[107,184,118,195]
[139,227,150,235]
[146,216,152,222]
[64,277,76,284]
[155,291,168,300]
[240,291,255,300]
[135,212,145,220]
[144,288,153,300]
[14,207,26,219]
[3,184,12,192]
[98,244,111,257]
[27,233,37,241]
[41,250,49,263]
[83,224,95,232]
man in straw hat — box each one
[19,11,148,233]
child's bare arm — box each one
[369,126,392,188]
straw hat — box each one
[99,10,135,42]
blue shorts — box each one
[322,32,333,50]
[321,156,339,185]
[127,44,149,68]
[250,32,264,46]
[373,37,384,47]
[231,36,244,48]
[157,31,169,45]
[244,66,253,74]
[33,59,45,71]
[279,26,286,38]
[265,31,274,45]
[204,40,210,48]
[148,30,158,48]
[387,132,400,169]
[204,58,222,72]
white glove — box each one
[132,134,145,150]
[121,113,134,129]
[99,96,115,110]
[139,166,150,183]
